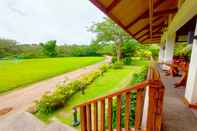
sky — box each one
[0,0,106,45]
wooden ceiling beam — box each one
[141,36,161,43]
[136,27,162,40]
[137,26,162,39]
[136,30,149,40]
[107,0,122,12]
[125,0,165,29]
[133,16,163,36]
[139,35,149,42]
[141,8,178,19]
[152,34,161,37]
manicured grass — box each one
[52,64,146,126]
[0,57,103,94]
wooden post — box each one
[134,89,144,129]
[117,95,122,131]
[86,104,92,131]
[80,106,87,131]
[125,92,131,131]
[108,97,113,131]
[93,102,98,131]
[100,99,105,131]
[147,80,164,131]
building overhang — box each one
[90,0,197,44]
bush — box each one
[130,65,148,84]
[35,64,110,114]
[35,92,65,114]
[112,93,137,128]
[112,56,117,64]
[112,62,123,69]
[99,64,110,73]
[123,57,132,65]
[111,65,148,127]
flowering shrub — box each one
[35,64,110,114]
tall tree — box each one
[40,40,57,57]
[89,18,132,62]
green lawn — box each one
[43,62,147,126]
[0,57,103,94]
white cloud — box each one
[0,0,105,44]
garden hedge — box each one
[35,64,110,114]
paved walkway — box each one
[158,67,197,131]
[0,56,111,117]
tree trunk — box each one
[116,43,122,62]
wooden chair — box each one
[174,62,189,88]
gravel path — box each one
[0,57,111,117]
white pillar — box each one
[164,33,176,64]
[185,20,197,104]
[159,44,165,63]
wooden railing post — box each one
[93,102,98,131]
[147,80,164,131]
[125,92,131,131]
[108,97,113,131]
[80,106,87,131]
[86,104,92,131]
[116,95,122,131]
[134,89,144,129]
[100,99,105,131]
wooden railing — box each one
[73,61,165,131]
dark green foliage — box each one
[40,40,57,57]
[123,57,132,65]
[111,65,148,128]
[145,44,160,59]
[134,44,160,59]
[57,44,101,57]
[0,38,103,59]
[112,56,117,64]
[0,39,18,58]
[131,66,148,84]
[111,93,137,128]
[16,44,43,59]
[35,64,110,114]
[174,43,192,60]
[122,40,140,58]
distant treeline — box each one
[0,38,161,60]
[0,39,110,59]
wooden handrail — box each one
[74,81,149,108]
[73,61,165,131]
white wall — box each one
[185,20,197,103]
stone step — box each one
[0,112,76,131]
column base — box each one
[182,97,197,109]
